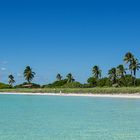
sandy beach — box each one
[0,92,140,99]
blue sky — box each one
[0,0,140,84]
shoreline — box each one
[0,92,140,99]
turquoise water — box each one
[0,94,140,140]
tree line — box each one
[7,52,140,88]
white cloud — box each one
[1,67,6,71]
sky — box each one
[0,0,140,84]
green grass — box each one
[0,87,140,94]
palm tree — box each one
[108,68,117,84]
[130,58,140,77]
[66,73,75,83]
[129,58,140,86]
[56,74,62,81]
[124,52,134,76]
[8,75,15,86]
[92,65,101,79]
[116,65,126,78]
[24,66,36,83]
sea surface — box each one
[0,94,140,140]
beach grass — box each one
[0,87,140,94]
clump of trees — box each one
[6,66,37,88]
[14,82,40,88]
[87,52,140,87]
[0,83,11,89]
[1,52,140,89]
[43,73,82,88]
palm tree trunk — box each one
[130,70,134,86]
[134,70,136,86]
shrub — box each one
[97,77,111,87]
[44,79,68,88]
[14,82,40,88]
[119,75,135,87]
[87,77,97,87]
[62,82,83,88]
[0,83,11,89]
[83,84,93,88]
[136,78,140,86]
[112,83,119,88]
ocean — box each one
[0,94,140,140]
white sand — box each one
[0,92,140,99]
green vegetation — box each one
[0,52,140,94]
[44,79,68,88]
[14,82,40,88]
[66,73,75,83]
[24,66,36,83]
[62,82,83,88]
[0,83,11,89]
[8,75,15,87]
[56,73,62,81]
[0,87,140,94]
[108,67,117,85]
[92,65,101,79]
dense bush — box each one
[43,80,83,88]
[118,75,135,87]
[14,82,40,88]
[87,77,97,87]
[83,84,93,88]
[0,83,11,89]
[97,77,111,87]
[62,82,83,88]
[87,77,112,87]
[135,78,140,86]
[43,79,68,88]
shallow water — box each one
[0,94,140,140]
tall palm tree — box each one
[8,75,15,86]
[24,66,36,83]
[92,65,101,79]
[116,65,126,78]
[108,68,117,84]
[56,73,62,81]
[130,58,140,77]
[129,58,140,86]
[124,52,134,76]
[66,73,75,83]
